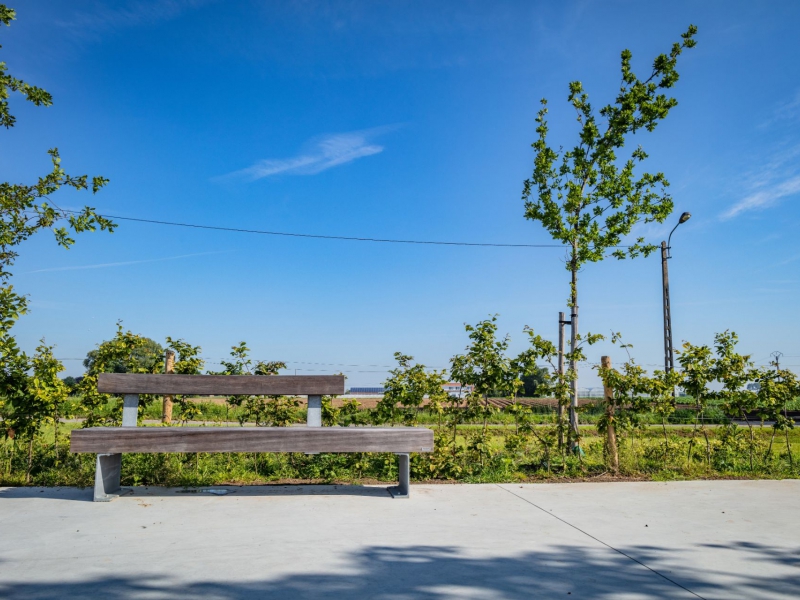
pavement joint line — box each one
[495,484,706,600]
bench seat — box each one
[71,426,434,454]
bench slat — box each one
[71,427,434,454]
[97,373,344,396]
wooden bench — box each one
[70,373,433,501]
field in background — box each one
[3,398,799,488]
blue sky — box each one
[2,1,799,388]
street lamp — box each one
[661,212,691,373]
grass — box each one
[2,412,798,488]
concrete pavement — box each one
[0,480,798,599]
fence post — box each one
[601,355,619,474]
[162,349,176,424]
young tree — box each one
[212,342,290,426]
[713,332,761,470]
[756,363,798,469]
[676,339,716,467]
[166,338,204,375]
[0,5,115,443]
[164,337,204,423]
[378,352,448,426]
[30,342,69,457]
[0,340,68,480]
[450,316,555,465]
[647,368,684,465]
[450,316,513,435]
[596,359,654,474]
[521,26,697,445]
[78,325,166,426]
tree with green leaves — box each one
[676,337,717,467]
[713,331,761,470]
[504,326,561,470]
[450,316,556,467]
[756,362,798,469]
[521,26,697,445]
[164,337,204,423]
[647,367,684,466]
[166,337,204,375]
[519,366,548,397]
[0,340,69,480]
[84,336,164,374]
[0,5,114,448]
[211,342,292,426]
[77,325,165,426]
[378,352,448,426]
[597,359,653,474]
[450,316,513,436]
[0,4,115,284]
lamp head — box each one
[679,212,691,224]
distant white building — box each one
[443,382,474,397]
[348,387,385,395]
[348,383,476,398]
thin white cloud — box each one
[721,143,800,220]
[59,0,214,35]
[219,127,394,182]
[779,253,800,266]
[26,251,228,274]
[722,175,800,220]
[760,89,800,128]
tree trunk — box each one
[26,438,34,483]
[687,407,701,468]
[766,428,776,465]
[483,394,489,434]
[7,438,14,476]
[701,424,711,467]
[162,349,176,424]
[569,253,580,451]
[601,356,618,474]
[742,411,754,471]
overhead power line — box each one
[75,211,629,249]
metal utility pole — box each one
[557,311,567,449]
[661,240,673,373]
[771,351,785,418]
[569,304,579,443]
[771,351,783,372]
[661,212,691,374]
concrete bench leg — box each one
[93,453,123,502]
[388,453,410,499]
[92,393,136,501]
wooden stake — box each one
[162,349,176,424]
[601,355,619,474]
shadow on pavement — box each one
[0,484,392,502]
[0,487,92,501]
[1,542,798,599]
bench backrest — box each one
[97,373,345,396]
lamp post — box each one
[661,212,691,374]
